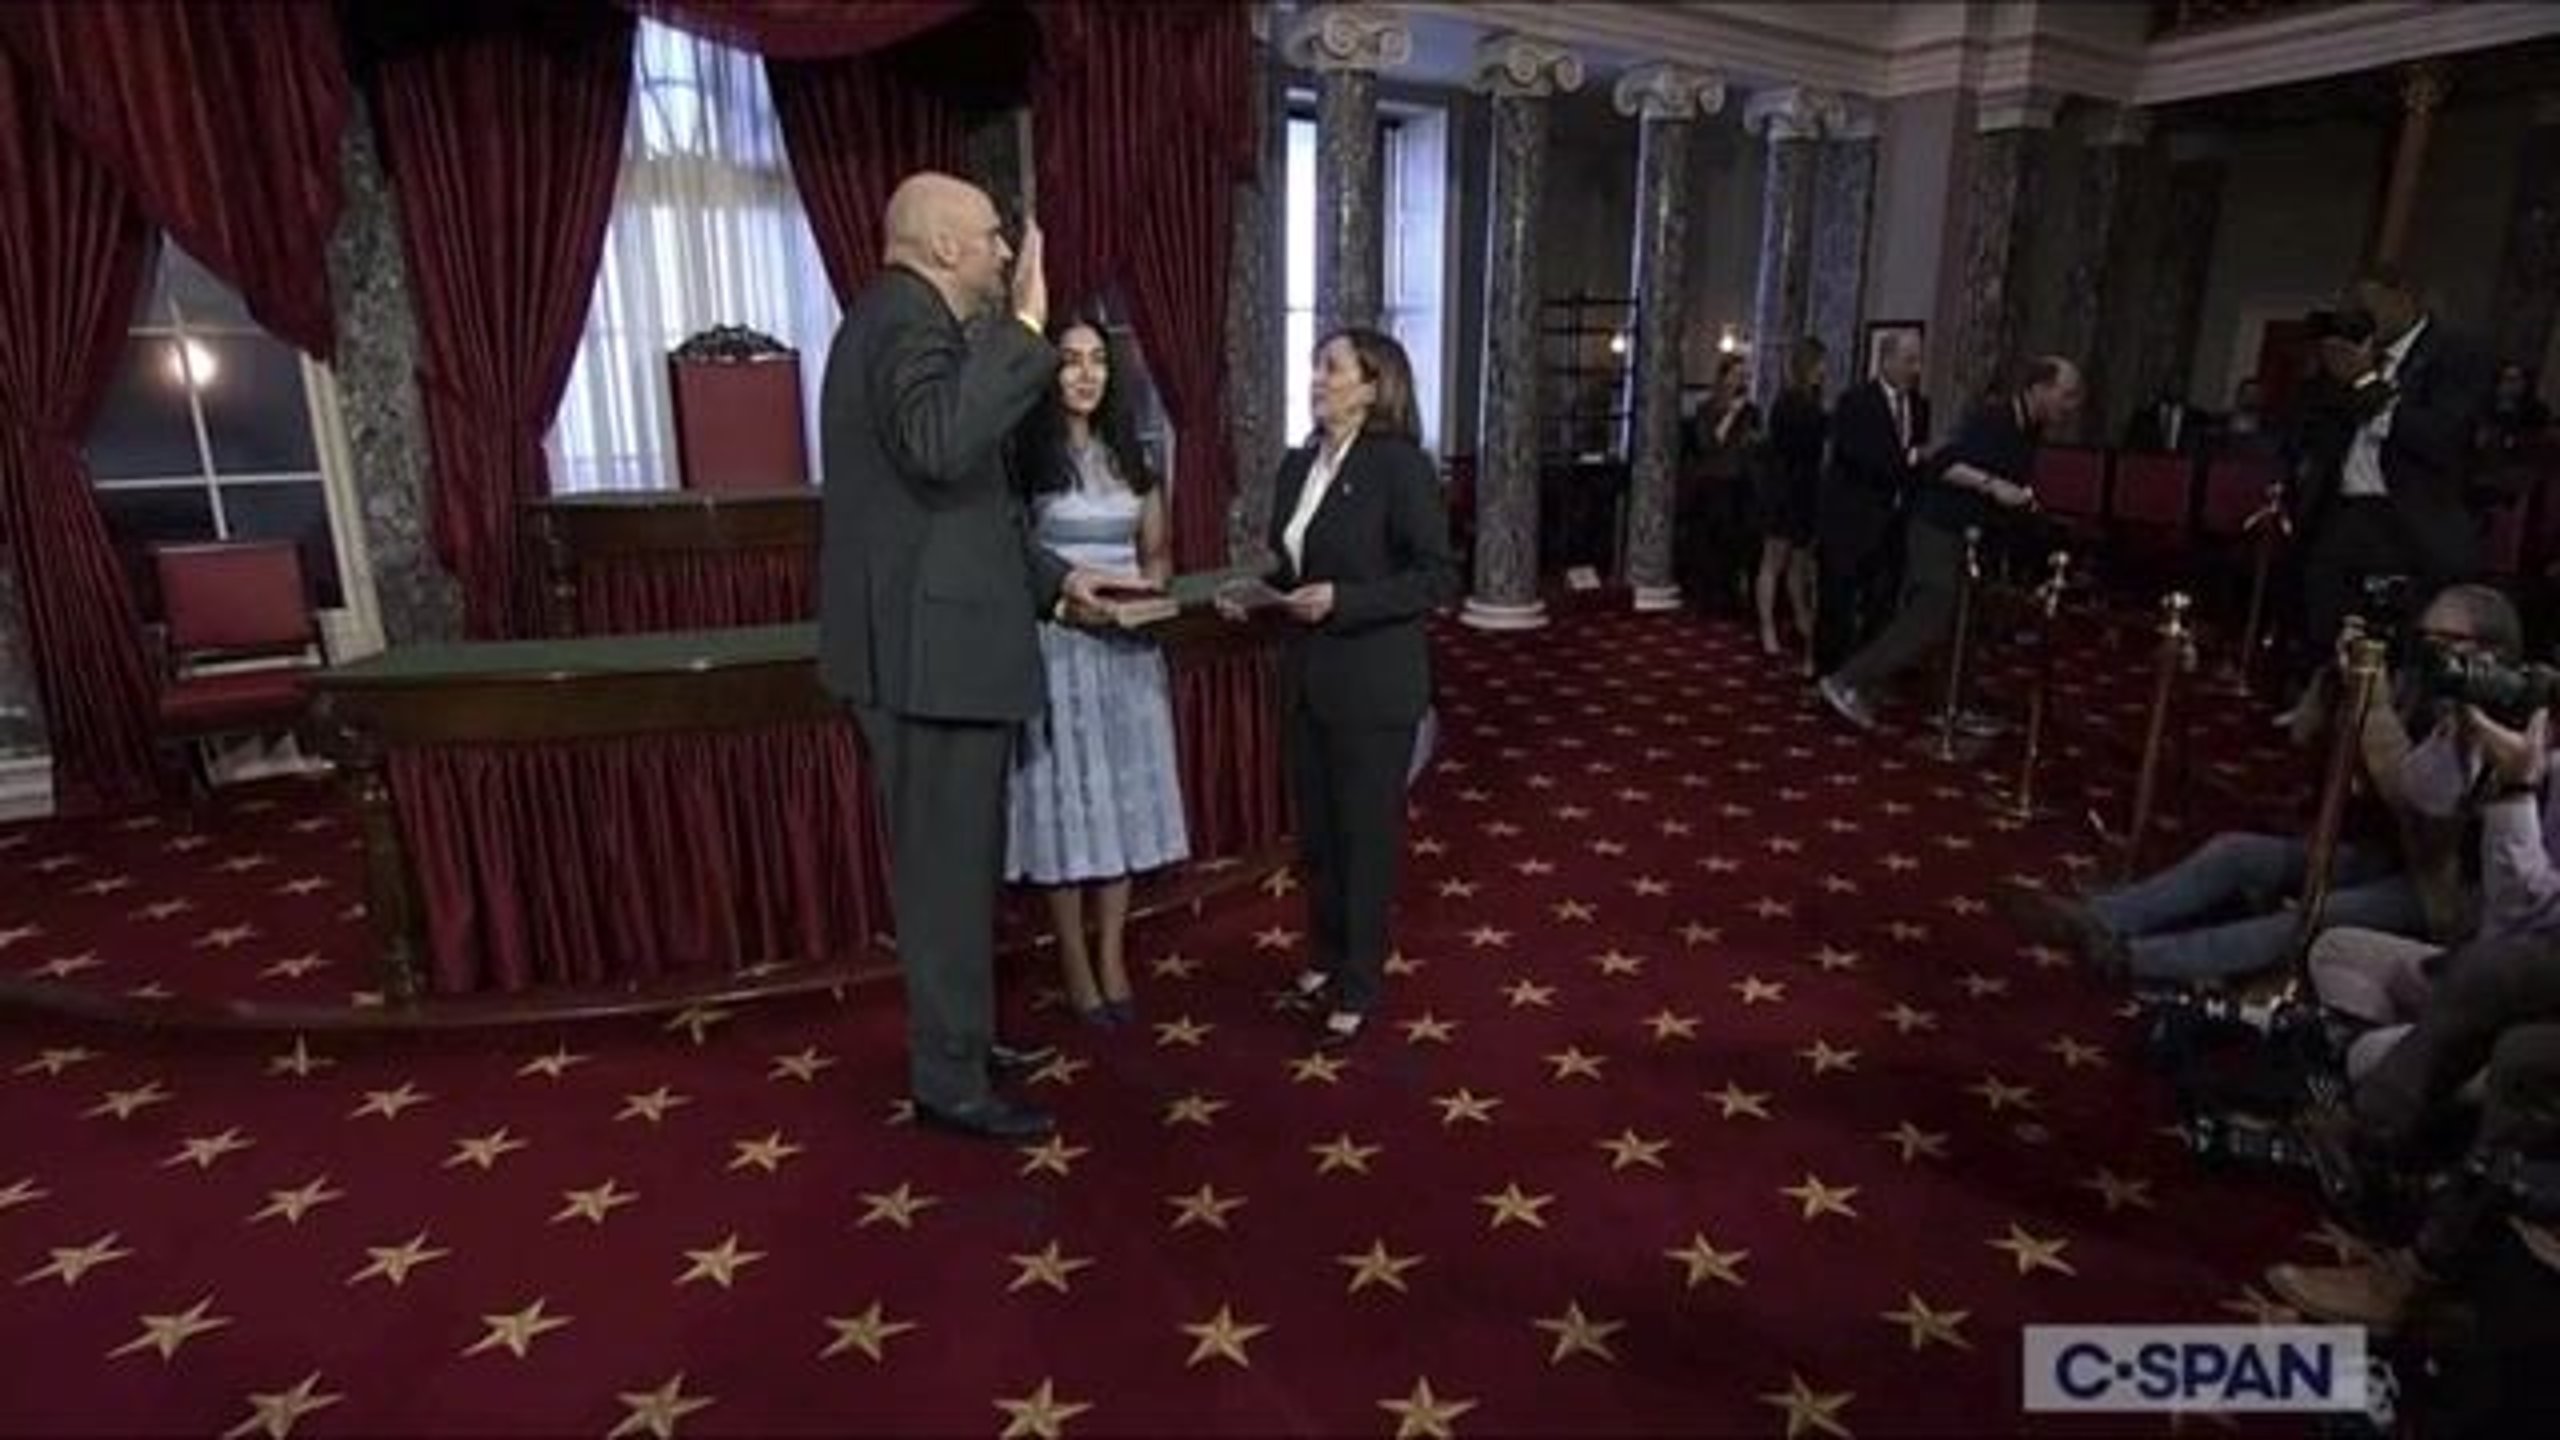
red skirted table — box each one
[310,615,1286,1011]
[525,489,819,636]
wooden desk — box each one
[311,612,1287,1015]
[525,489,818,637]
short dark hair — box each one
[1785,337,1827,394]
[1321,327,1422,445]
[2016,355,2074,393]
[2355,262,2420,299]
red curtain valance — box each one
[620,0,980,59]
[0,0,348,359]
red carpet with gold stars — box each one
[0,608,2332,1437]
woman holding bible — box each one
[1004,319,1189,1026]
[1225,328,1458,1046]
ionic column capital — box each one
[1613,62,1727,123]
[1471,32,1584,99]
[1744,86,1837,142]
[1282,4,1411,74]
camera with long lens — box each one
[2418,645,2560,728]
[2347,574,2414,655]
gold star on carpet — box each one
[1252,924,1297,951]
[675,1234,764,1289]
[445,1128,528,1171]
[463,1297,571,1359]
[1166,1183,1247,1232]
[1311,1133,1382,1176]
[820,1302,917,1363]
[1163,1092,1228,1128]
[1968,1075,2038,1113]
[1431,1088,1500,1125]
[1552,899,1596,922]
[1017,1135,1089,1178]
[1589,948,1645,977]
[1287,1050,1349,1085]
[85,1081,173,1120]
[1149,951,1201,979]
[0,1177,47,1213]
[0,923,42,949]
[1464,925,1511,948]
[1666,1232,1749,1289]
[1955,971,2009,999]
[29,951,102,979]
[19,1232,132,1286]
[1384,949,1427,977]
[195,924,260,950]
[994,1378,1091,1440]
[2079,1168,2155,1212]
[222,1372,341,1440]
[1501,978,1556,1008]
[1180,1304,1268,1368]
[347,1233,448,1287]
[1630,876,1671,896]
[1543,1047,1607,1081]
[349,1082,429,1120]
[244,1176,344,1229]
[1337,1240,1424,1294]
[512,1046,587,1079]
[1879,1002,1939,1035]
[1881,1292,1973,1351]
[1379,1377,1477,1439]
[1881,1122,1949,1163]
[1731,976,1786,1005]
[854,1182,937,1231]
[767,1047,836,1083]
[16,1045,98,1076]
[1477,1182,1554,1230]
[662,1005,731,1046]
[1988,1222,2078,1277]
[1027,1052,1089,1087]
[1642,1009,1700,1041]
[610,1373,713,1439]
[109,1294,231,1360]
[1678,920,1721,944]
[727,1131,802,1173]
[1524,1300,1623,1366]
[1798,1040,1860,1075]
[1781,1174,1861,1222]
[163,1128,254,1170]
[1437,877,1477,899]
[1706,1083,1773,1120]
[615,1086,689,1124]
[1596,1129,1670,1171]
[265,1037,331,1078]
[1006,1241,1094,1294]
[1760,1372,1854,1440]
[126,981,176,1003]
[1153,1015,1213,1048]
[1809,945,1862,972]
[2221,1285,2302,1325]
[2045,1035,2107,1069]
[1400,1012,1458,1044]
[553,1179,637,1225]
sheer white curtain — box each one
[547,19,840,494]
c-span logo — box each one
[2022,1326,2368,1413]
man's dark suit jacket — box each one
[816,267,1067,722]
[2122,401,2210,456]
[2296,319,2496,573]
[1819,379,1931,543]
[1265,432,1459,728]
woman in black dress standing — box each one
[1757,337,1828,671]
[1687,354,1760,613]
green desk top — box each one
[322,624,815,687]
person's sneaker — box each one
[2265,1252,2424,1331]
[1817,675,1880,733]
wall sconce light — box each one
[1715,324,1745,356]
[166,338,219,391]
[1607,332,1629,357]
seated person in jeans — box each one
[2001,584,2522,985]
[2312,697,2560,1079]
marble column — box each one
[2488,96,2560,382]
[1949,90,2056,410]
[1807,96,1878,394]
[1615,63,1726,613]
[2373,62,2447,268]
[2058,106,2151,444]
[326,93,462,645]
[2131,143,2227,423]
[1286,5,1408,336]
[1463,33,1583,632]
[1223,24,1287,566]
[1745,88,1831,406]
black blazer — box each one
[2293,320,2495,572]
[1265,432,1459,727]
[2122,401,2210,456]
[1820,380,1929,538]
[816,267,1067,722]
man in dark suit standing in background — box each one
[817,172,1135,1141]
[2122,380,2210,455]
[1814,330,1930,675]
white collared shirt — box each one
[1283,429,1356,571]
[2340,317,2427,499]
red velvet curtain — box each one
[1167,643,1288,857]
[374,10,635,638]
[576,550,817,636]
[622,0,976,59]
[0,57,162,813]
[1035,1,1253,570]
[0,0,347,359]
[768,56,968,303]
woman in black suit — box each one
[1225,327,1457,1046]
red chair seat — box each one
[158,667,312,734]
[2200,455,2281,539]
[2032,448,2106,523]
[2113,453,2195,532]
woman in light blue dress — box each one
[1005,319,1190,1025]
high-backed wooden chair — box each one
[668,325,808,492]
[150,540,323,792]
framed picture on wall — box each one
[1862,320,1925,381]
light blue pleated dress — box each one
[1005,444,1191,885]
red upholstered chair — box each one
[668,325,809,492]
[150,540,323,791]
[2199,453,2282,542]
[2031,446,2107,536]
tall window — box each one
[549,19,840,494]
[1282,104,1450,448]
[85,243,349,610]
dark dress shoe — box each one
[988,1040,1057,1076]
[914,1096,1056,1141]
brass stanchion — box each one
[1912,526,1991,764]
[2210,484,2290,696]
[2290,632,2389,965]
[2096,590,2192,881]
[1994,548,2071,821]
